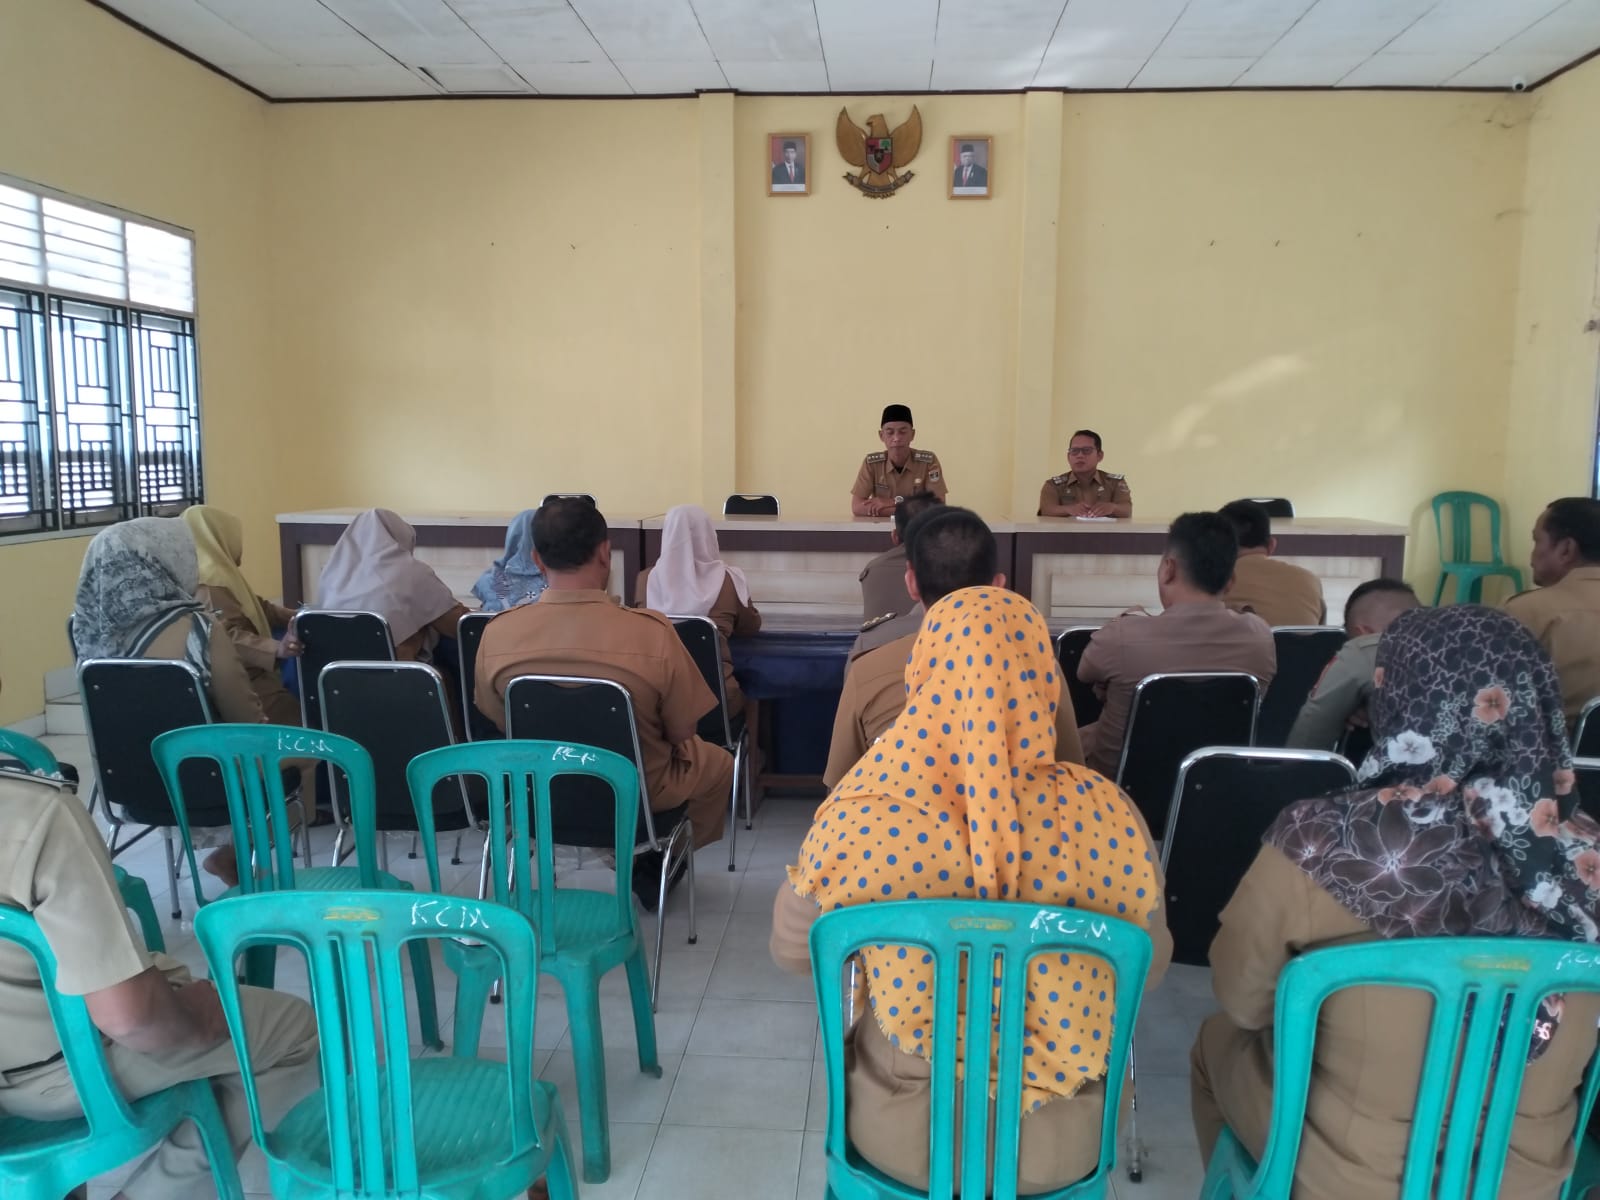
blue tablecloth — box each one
[732,629,856,777]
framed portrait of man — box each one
[949,136,992,199]
[768,133,810,196]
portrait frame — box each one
[767,132,811,197]
[948,135,993,200]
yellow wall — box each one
[1505,58,1600,562]
[0,0,269,723]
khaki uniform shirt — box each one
[1205,845,1600,1200]
[195,586,297,677]
[144,613,267,726]
[474,590,718,808]
[1038,470,1131,514]
[852,450,947,504]
[1286,633,1377,751]
[824,633,1086,788]
[1225,553,1326,628]
[1076,600,1277,775]
[634,567,762,714]
[859,544,910,626]
[851,604,923,662]
[1505,565,1600,725]
[0,771,152,1073]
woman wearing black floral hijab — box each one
[1191,605,1600,1200]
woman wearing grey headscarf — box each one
[74,517,269,886]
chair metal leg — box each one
[331,823,348,867]
[379,836,390,872]
[476,829,493,900]
[1125,1041,1144,1182]
[744,739,755,829]
[727,736,743,872]
[450,832,463,866]
[162,829,181,920]
[408,833,418,860]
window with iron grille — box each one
[0,175,200,537]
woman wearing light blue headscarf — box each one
[472,509,547,612]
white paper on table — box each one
[1073,516,1117,522]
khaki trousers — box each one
[652,738,735,850]
[0,985,318,1199]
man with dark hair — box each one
[855,491,943,659]
[772,139,805,187]
[851,404,947,517]
[1505,497,1600,724]
[1039,429,1132,518]
[475,499,734,893]
[1077,512,1277,775]
[823,507,1082,786]
[1218,498,1325,627]
[1287,578,1419,750]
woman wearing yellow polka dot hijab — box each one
[772,586,1173,1192]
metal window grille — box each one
[0,289,50,533]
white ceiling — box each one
[94,0,1600,99]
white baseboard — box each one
[5,714,47,736]
[43,665,76,703]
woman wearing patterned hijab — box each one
[771,587,1171,1192]
[1192,605,1600,1200]
[471,509,547,613]
[74,518,270,886]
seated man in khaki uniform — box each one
[1038,429,1132,517]
[475,499,735,896]
[1287,578,1418,750]
[0,763,318,1199]
[1219,498,1325,627]
[824,506,1083,787]
[1505,496,1600,728]
[854,491,942,660]
[850,404,947,517]
[1078,512,1278,776]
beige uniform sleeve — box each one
[263,598,298,630]
[1076,618,1122,686]
[199,585,281,675]
[770,881,822,976]
[851,458,876,500]
[205,622,268,724]
[823,667,869,789]
[474,639,507,732]
[1109,476,1133,516]
[1038,480,1063,517]
[925,453,948,501]
[634,567,651,608]
[1286,642,1367,750]
[7,779,151,995]
[1053,673,1084,765]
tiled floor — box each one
[39,733,1213,1200]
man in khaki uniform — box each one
[1287,578,1418,750]
[1078,512,1278,776]
[0,765,318,1199]
[825,507,1083,787]
[476,499,734,857]
[1219,498,1326,627]
[1038,430,1132,517]
[855,492,943,659]
[1505,497,1600,728]
[850,404,948,517]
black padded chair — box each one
[504,675,697,1008]
[1055,626,1102,727]
[1576,697,1600,759]
[1255,627,1346,748]
[318,661,485,881]
[1114,672,1261,836]
[723,494,779,516]
[1241,496,1294,518]
[457,611,500,742]
[290,610,395,732]
[1162,747,1358,964]
[542,493,596,507]
[1576,757,1600,823]
[79,659,230,918]
[671,615,749,871]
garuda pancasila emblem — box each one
[837,105,922,198]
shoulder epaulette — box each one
[860,612,898,632]
[1049,473,1069,485]
[913,449,936,462]
[1103,472,1125,481]
[865,451,886,463]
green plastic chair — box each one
[1200,937,1600,1200]
[151,723,442,1048]
[810,900,1154,1200]
[1431,491,1525,604]
[0,727,166,954]
[407,739,661,1184]
[0,903,243,1199]
[193,889,578,1200]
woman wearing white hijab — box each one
[315,509,468,661]
[636,505,761,717]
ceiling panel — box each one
[1385,0,1567,55]
[930,57,1042,90]
[826,58,934,93]
[1447,51,1580,87]
[1337,52,1479,86]
[1266,0,1438,58]
[567,0,715,62]
[248,62,436,96]
[446,0,606,64]
[1033,52,1147,89]
[195,0,392,65]
[717,59,830,91]
[613,60,726,92]
[1131,56,1257,87]
[319,0,499,65]
[1158,0,1318,60]
[814,0,938,61]
[1043,0,1188,59]
[513,59,632,93]
[934,0,1068,61]
[1499,0,1600,56]
[1234,53,1370,86]
[421,63,530,92]
[691,0,824,62]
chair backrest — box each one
[152,724,382,896]
[1574,757,1600,823]
[1432,490,1505,567]
[723,494,779,516]
[0,904,141,1136]
[1115,672,1260,834]
[193,890,546,1197]
[1055,626,1102,727]
[1161,747,1357,965]
[810,901,1153,1200]
[1243,496,1294,518]
[0,727,60,775]
[79,658,229,830]
[407,741,638,955]
[319,662,474,833]
[289,611,395,730]
[1575,696,1600,759]
[671,615,733,745]
[541,493,595,506]
[1255,627,1346,748]
[456,611,499,741]
[503,675,658,850]
[1244,937,1600,1200]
